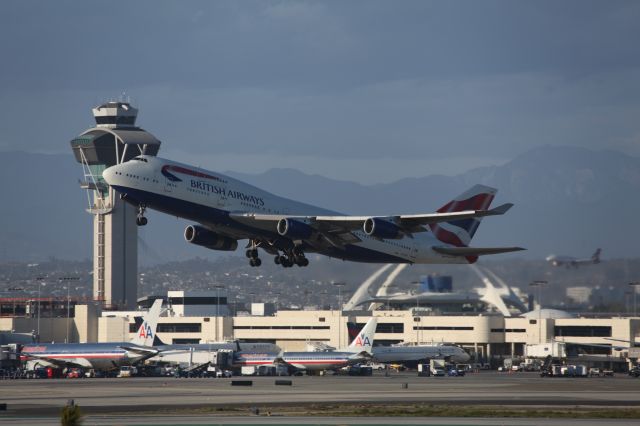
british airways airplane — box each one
[102,156,523,267]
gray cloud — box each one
[1,0,639,182]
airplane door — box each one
[164,175,173,193]
[216,182,227,208]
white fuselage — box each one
[103,156,469,264]
[372,344,470,363]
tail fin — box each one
[592,248,601,263]
[346,317,377,353]
[130,299,163,347]
[430,185,497,248]
[346,321,361,345]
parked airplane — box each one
[20,300,162,371]
[102,156,523,267]
[546,248,601,268]
[346,322,470,364]
[233,318,377,372]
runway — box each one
[1,371,640,424]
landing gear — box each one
[136,205,148,226]
[275,247,309,268]
[246,245,261,267]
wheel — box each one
[253,258,262,267]
[245,250,252,258]
[301,257,309,267]
[278,255,287,265]
[274,256,281,265]
[140,217,148,226]
[249,259,256,267]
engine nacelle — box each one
[184,225,238,251]
[277,218,313,240]
[363,217,402,239]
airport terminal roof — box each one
[522,308,576,320]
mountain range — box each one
[0,145,637,263]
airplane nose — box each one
[102,166,117,185]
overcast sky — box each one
[1,0,639,183]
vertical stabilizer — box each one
[130,299,163,346]
[429,185,497,248]
[345,317,377,353]
[592,248,602,263]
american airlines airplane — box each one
[233,318,377,372]
[20,300,162,371]
[102,156,523,267]
[346,322,470,364]
[546,248,601,268]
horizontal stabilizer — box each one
[488,203,513,216]
[433,246,525,256]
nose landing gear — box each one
[136,205,148,226]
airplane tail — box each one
[592,248,601,263]
[345,317,377,353]
[130,299,163,347]
[346,321,360,345]
[429,185,497,248]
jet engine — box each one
[363,217,402,239]
[184,225,238,251]
[277,218,313,240]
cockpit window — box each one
[132,157,148,162]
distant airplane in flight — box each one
[546,248,602,268]
[102,156,523,267]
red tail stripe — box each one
[437,193,494,213]
[430,224,465,247]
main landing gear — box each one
[245,241,309,268]
[245,248,262,267]
[136,205,148,226]
[274,247,309,268]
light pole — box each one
[320,290,327,310]
[59,276,80,343]
[629,282,640,317]
[332,282,345,348]
[273,291,281,312]
[410,287,420,344]
[625,290,633,315]
[248,292,255,314]
[332,282,345,311]
[36,280,46,343]
[529,280,548,344]
[214,284,225,341]
[304,289,312,309]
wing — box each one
[118,345,160,363]
[229,203,513,247]
[21,352,92,368]
[433,246,526,257]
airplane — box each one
[19,299,162,371]
[233,318,377,372]
[101,156,524,267]
[546,248,601,268]
[345,322,470,364]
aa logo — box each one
[138,322,153,338]
[354,334,371,347]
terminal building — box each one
[1,294,638,370]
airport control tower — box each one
[70,102,161,310]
